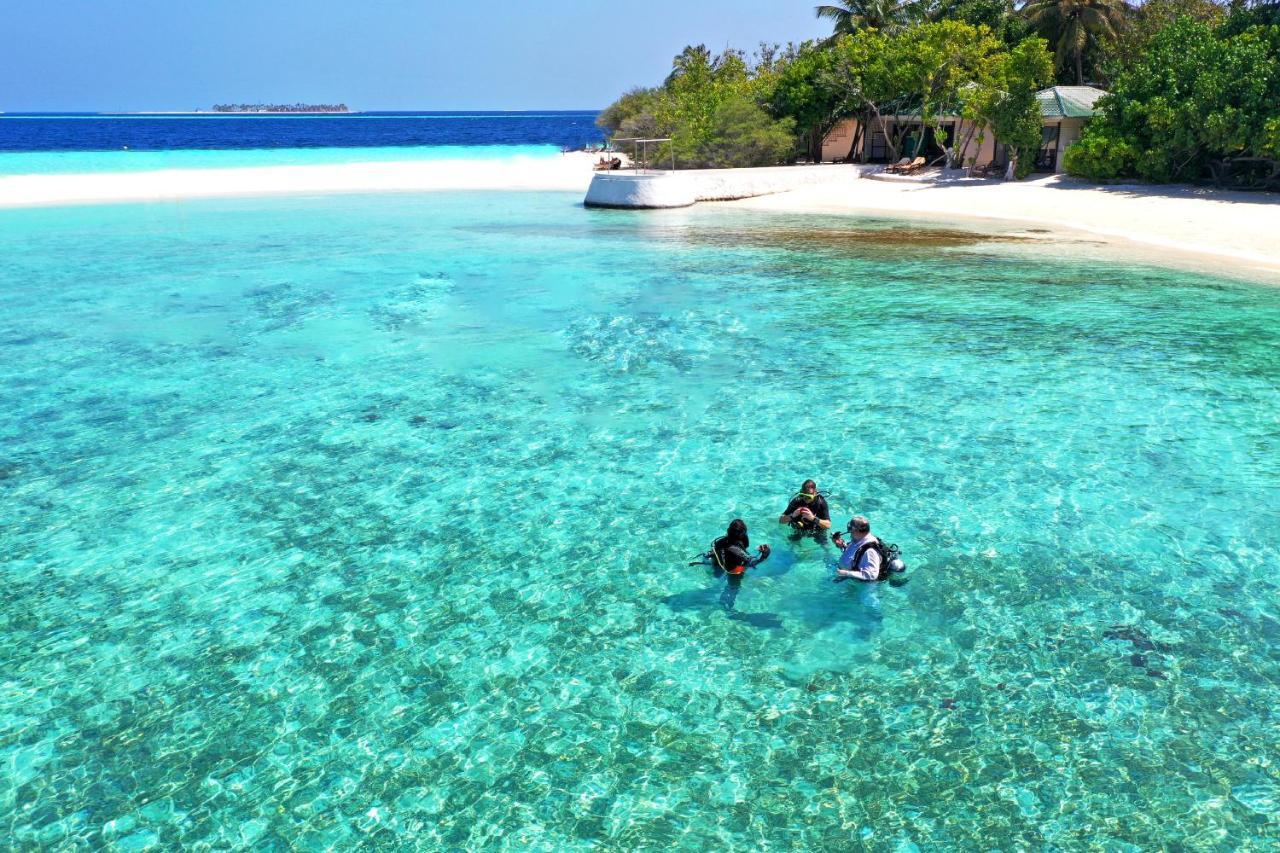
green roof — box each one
[1037,86,1107,119]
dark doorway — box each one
[869,128,892,162]
[870,122,954,163]
[1033,124,1061,172]
[900,123,954,161]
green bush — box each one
[597,88,662,136]
[597,44,799,169]
[1066,18,1280,182]
[1062,130,1135,179]
[694,96,797,168]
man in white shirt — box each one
[832,516,882,581]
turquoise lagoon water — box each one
[2,192,1279,849]
[0,145,562,177]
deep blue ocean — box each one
[0,111,604,152]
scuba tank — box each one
[838,519,907,581]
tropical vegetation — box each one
[815,0,917,36]
[600,27,1053,176]
[1021,0,1127,85]
[597,0,1280,184]
[1064,13,1280,184]
[596,46,796,169]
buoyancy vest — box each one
[847,539,903,582]
[710,536,744,574]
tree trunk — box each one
[1075,50,1084,85]
[868,103,898,162]
[860,108,871,163]
[846,121,864,163]
[953,122,978,171]
[1005,151,1017,181]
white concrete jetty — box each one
[583,171,696,208]
[583,164,867,209]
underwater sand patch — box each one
[683,221,1034,256]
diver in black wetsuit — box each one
[779,479,831,538]
[708,519,770,610]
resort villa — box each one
[820,85,1107,173]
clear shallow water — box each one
[0,145,562,176]
[1,193,1279,849]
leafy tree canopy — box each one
[1065,17,1280,182]
[967,37,1056,177]
[815,0,922,36]
[1021,0,1128,84]
[826,21,1012,161]
[596,44,798,168]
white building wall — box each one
[1055,118,1088,172]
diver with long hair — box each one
[700,519,771,610]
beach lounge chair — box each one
[886,156,926,174]
[899,156,927,174]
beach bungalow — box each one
[819,85,1107,174]
[1033,86,1107,172]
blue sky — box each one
[2,1,831,111]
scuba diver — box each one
[694,519,771,611]
[832,515,906,583]
[779,479,831,536]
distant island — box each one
[211,103,349,113]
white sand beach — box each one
[732,173,1280,279]
[4,155,1278,277]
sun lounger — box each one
[886,156,926,174]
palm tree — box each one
[815,0,916,36]
[1022,0,1127,84]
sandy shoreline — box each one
[730,173,1280,280]
[3,155,1278,278]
